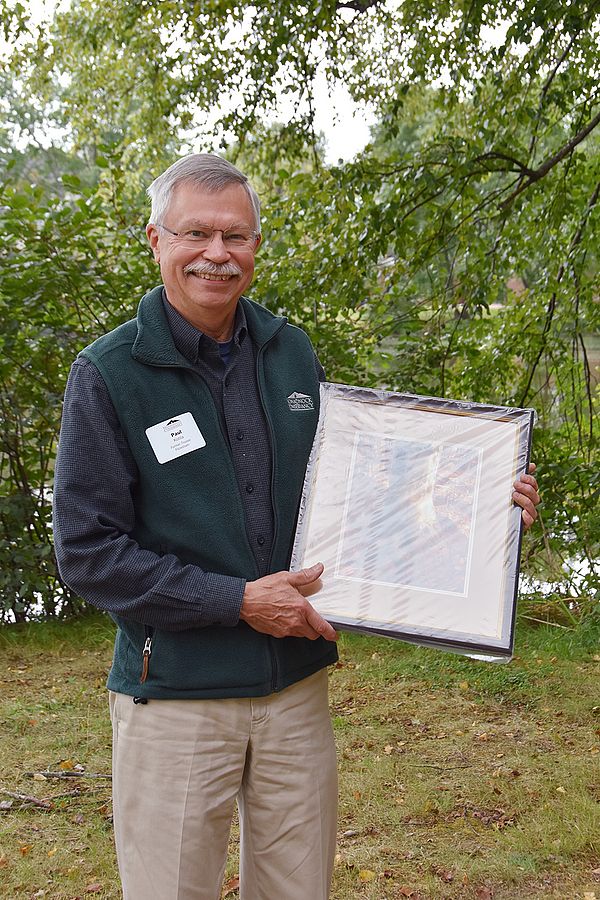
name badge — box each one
[145,412,206,464]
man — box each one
[53,154,540,900]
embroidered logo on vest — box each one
[287,391,314,411]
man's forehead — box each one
[167,180,254,221]
[170,180,250,204]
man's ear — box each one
[146,224,161,263]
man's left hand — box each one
[513,463,540,529]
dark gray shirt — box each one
[163,297,275,578]
[53,296,321,632]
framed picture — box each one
[291,383,535,661]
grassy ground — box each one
[0,614,598,899]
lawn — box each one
[0,614,599,899]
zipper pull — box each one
[140,636,152,684]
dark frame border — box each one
[292,383,535,661]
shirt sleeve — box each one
[52,356,246,631]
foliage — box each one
[0,153,154,621]
[0,0,598,617]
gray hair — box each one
[147,153,261,232]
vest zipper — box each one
[140,627,154,683]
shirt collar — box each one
[161,290,247,364]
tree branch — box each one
[472,150,537,177]
[501,107,600,209]
[527,29,581,163]
[518,178,600,405]
[335,0,383,12]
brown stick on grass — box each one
[24,771,112,779]
[1,789,53,809]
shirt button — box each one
[236,428,244,440]
[245,482,254,494]
[256,535,265,546]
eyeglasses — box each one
[155,223,259,249]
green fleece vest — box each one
[81,286,337,698]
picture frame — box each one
[291,383,535,661]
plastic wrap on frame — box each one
[291,383,536,662]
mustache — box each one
[183,261,242,277]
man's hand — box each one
[240,563,338,642]
[513,462,540,529]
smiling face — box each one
[146,181,261,340]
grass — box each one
[0,613,599,899]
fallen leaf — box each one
[73,813,85,825]
[33,773,47,782]
[399,888,415,897]
[384,744,394,755]
[459,681,469,690]
[222,874,239,896]
[475,889,493,899]
[0,800,13,810]
[556,786,566,794]
[58,759,75,771]
[47,848,58,858]
[0,856,8,868]
[436,867,454,882]
[359,869,376,882]
[85,884,103,894]
[19,845,33,856]
[582,893,597,900]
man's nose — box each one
[202,230,230,263]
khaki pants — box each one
[109,670,337,900]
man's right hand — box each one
[239,563,338,642]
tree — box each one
[0,150,154,621]
[0,0,598,617]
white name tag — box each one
[145,412,206,464]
